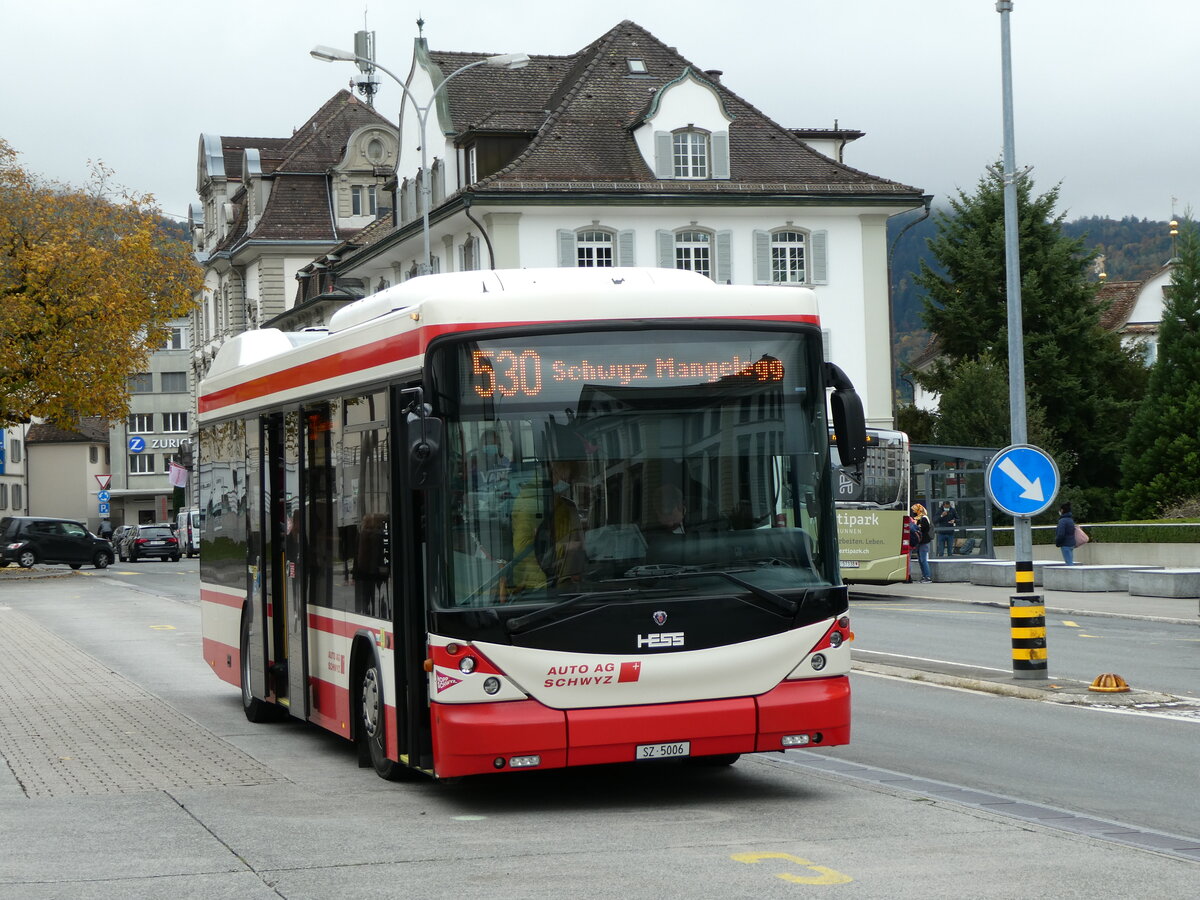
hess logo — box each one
[637,632,684,648]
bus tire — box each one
[357,651,403,781]
[240,608,275,723]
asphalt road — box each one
[1,570,1199,898]
[849,595,1200,699]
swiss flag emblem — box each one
[618,661,641,683]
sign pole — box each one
[986,445,1058,680]
[996,2,1046,678]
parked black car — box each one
[0,516,114,569]
[111,525,135,555]
[118,524,181,562]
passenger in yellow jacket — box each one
[511,458,586,592]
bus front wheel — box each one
[358,656,403,781]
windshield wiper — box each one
[506,589,663,633]
[637,568,798,616]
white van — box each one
[176,508,201,558]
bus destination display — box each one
[470,348,785,399]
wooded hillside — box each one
[890,210,1174,383]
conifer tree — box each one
[913,166,1146,517]
[1119,219,1200,516]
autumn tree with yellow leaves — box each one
[0,138,201,427]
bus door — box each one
[392,383,434,770]
[289,405,335,720]
[244,417,269,706]
[260,411,303,714]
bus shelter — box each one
[910,444,998,559]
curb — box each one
[852,657,1189,708]
[851,588,1198,627]
[0,568,79,581]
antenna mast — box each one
[352,28,380,106]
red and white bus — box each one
[197,267,866,780]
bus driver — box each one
[511,428,589,592]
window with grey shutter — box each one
[654,131,674,179]
[618,230,636,266]
[716,230,732,283]
[711,131,730,179]
[811,230,829,284]
[557,229,575,267]
[753,230,771,283]
[656,230,674,268]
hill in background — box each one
[888,210,1175,396]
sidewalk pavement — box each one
[849,577,1199,625]
[848,577,1199,707]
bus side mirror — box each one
[405,409,445,490]
[825,362,867,467]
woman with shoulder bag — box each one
[1054,502,1080,565]
[910,504,933,583]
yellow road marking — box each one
[731,852,853,886]
[1062,620,1079,627]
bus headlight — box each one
[828,631,843,648]
[810,653,827,671]
[458,656,476,674]
[483,677,501,695]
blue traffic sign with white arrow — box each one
[985,444,1060,518]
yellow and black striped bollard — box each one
[1010,579,1047,679]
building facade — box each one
[0,423,30,521]
[107,318,196,525]
[192,20,926,428]
[318,21,927,428]
[25,419,110,530]
[190,92,399,388]
[1098,266,1173,365]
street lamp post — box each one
[996,1,1051,681]
[311,45,529,276]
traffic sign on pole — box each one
[985,444,1060,519]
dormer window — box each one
[673,130,709,179]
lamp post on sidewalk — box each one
[310,44,529,276]
[995,2,1054,680]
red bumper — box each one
[431,676,850,778]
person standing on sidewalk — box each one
[1055,502,1077,565]
[935,501,957,557]
[910,503,933,582]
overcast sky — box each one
[3,1,1197,225]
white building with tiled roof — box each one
[190,91,399,385]
[319,20,928,427]
[1098,267,1173,366]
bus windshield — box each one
[432,328,837,610]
